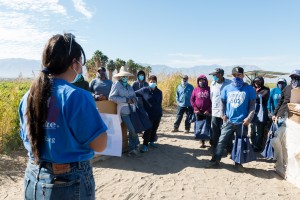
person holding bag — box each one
[135,75,163,152]
[190,74,212,148]
[206,66,256,172]
[109,66,140,157]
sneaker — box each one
[127,149,139,157]
[234,163,245,172]
[171,128,179,132]
[149,142,158,148]
[209,158,216,163]
[184,129,190,133]
[200,141,206,148]
[205,161,220,168]
[140,145,149,153]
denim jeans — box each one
[174,106,193,130]
[213,122,247,162]
[24,160,95,200]
[121,114,140,151]
[211,117,233,152]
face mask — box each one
[149,82,157,88]
[121,77,128,85]
[181,80,188,85]
[199,82,205,88]
[138,75,144,81]
[232,77,244,89]
[71,69,82,83]
[278,83,284,90]
[292,79,300,88]
[212,75,219,82]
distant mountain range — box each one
[0,58,262,79]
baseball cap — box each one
[232,66,244,75]
[289,69,300,77]
[98,67,106,72]
[182,75,188,79]
[209,68,224,75]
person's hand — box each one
[204,111,210,115]
[128,98,134,104]
[243,118,250,126]
[221,115,228,122]
[94,95,100,101]
[99,95,107,101]
[194,110,199,114]
[272,115,277,121]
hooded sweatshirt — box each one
[267,79,287,115]
[190,75,211,114]
[252,76,270,123]
[132,70,149,91]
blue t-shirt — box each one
[19,78,107,163]
[221,83,256,124]
[267,87,282,115]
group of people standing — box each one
[18,33,300,199]
[172,66,300,172]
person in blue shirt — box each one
[135,75,163,152]
[89,67,113,101]
[172,75,194,133]
[18,33,108,200]
[206,66,256,172]
[267,78,287,115]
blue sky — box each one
[0,0,299,72]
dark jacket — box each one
[252,76,270,123]
[72,76,89,91]
[132,70,149,91]
[135,86,163,120]
[274,84,292,118]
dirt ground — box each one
[1,108,300,200]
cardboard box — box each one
[95,100,128,153]
[287,103,300,124]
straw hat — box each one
[113,66,133,77]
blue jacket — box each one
[135,86,163,120]
[268,87,282,115]
[176,83,194,107]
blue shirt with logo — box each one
[19,78,107,163]
[221,83,256,124]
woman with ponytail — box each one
[19,33,107,200]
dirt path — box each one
[1,108,300,199]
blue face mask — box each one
[138,75,144,81]
[232,77,244,89]
[212,75,219,82]
[121,77,128,86]
[149,82,157,89]
[71,68,82,83]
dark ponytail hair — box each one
[26,33,85,164]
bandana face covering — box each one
[292,78,300,88]
[232,77,244,89]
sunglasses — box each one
[63,33,75,56]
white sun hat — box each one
[113,66,134,77]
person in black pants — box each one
[135,75,163,152]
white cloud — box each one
[72,0,93,19]
[0,0,66,14]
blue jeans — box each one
[213,122,247,162]
[121,114,140,151]
[24,160,95,200]
[174,106,193,130]
[211,117,233,152]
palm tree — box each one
[85,59,96,80]
[126,59,137,80]
[115,58,126,73]
[106,59,115,80]
[93,50,109,68]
